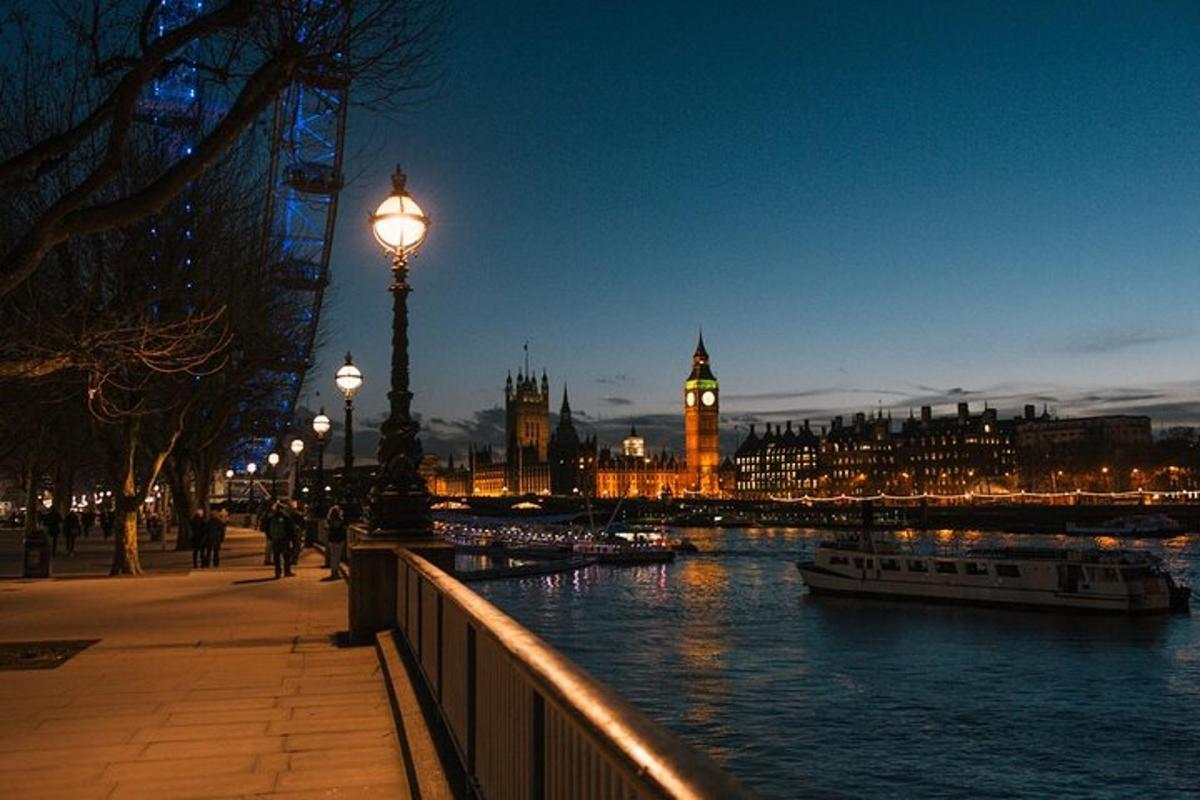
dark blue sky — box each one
[309,1,1200,458]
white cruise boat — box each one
[797,532,1190,614]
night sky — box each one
[307,1,1200,461]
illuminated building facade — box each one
[684,334,721,495]
[898,403,1017,493]
[734,421,821,498]
[822,412,898,494]
[594,450,683,499]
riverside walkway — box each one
[0,526,429,799]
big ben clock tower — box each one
[684,333,720,495]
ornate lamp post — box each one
[224,469,234,504]
[368,165,432,536]
[335,353,363,505]
[312,408,331,510]
[267,453,280,500]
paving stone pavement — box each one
[0,527,411,799]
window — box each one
[830,556,848,566]
[995,564,1020,578]
[935,561,958,575]
[853,557,864,569]
[880,558,900,571]
[964,562,988,576]
[907,560,928,573]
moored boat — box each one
[797,531,1190,614]
[573,539,676,564]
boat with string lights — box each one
[798,531,1190,614]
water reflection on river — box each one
[470,528,1200,799]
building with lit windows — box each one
[898,403,1017,493]
[734,421,821,498]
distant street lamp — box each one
[290,438,305,500]
[336,353,363,504]
[246,462,258,513]
[368,165,432,536]
[312,408,331,510]
[224,469,234,503]
[268,452,280,499]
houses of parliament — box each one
[421,334,1162,500]
[425,336,729,499]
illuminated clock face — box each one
[701,390,716,407]
[685,391,696,407]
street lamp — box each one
[368,165,432,536]
[246,462,257,515]
[312,408,331,510]
[268,452,280,500]
[290,437,305,500]
[224,468,234,504]
[336,353,363,504]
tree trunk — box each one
[110,423,143,575]
[24,457,40,537]
[169,457,194,551]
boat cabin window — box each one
[830,556,849,566]
[880,558,900,571]
[964,562,988,576]
[934,561,958,575]
[907,560,928,573]
[853,557,863,569]
[995,564,1020,578]
[1099,567,1118,582]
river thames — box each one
[470,528,1200,799]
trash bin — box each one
[23,533,51,578]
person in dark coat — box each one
[190,510,208,568]
[99,508,114,540]
[63,510,82,556]
[325,503,347,580]
[206,508,228,567]
[263,503,297,578]
[43,508,62,555]
[81,508,95,538]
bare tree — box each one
[0,0,445,297]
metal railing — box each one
[394,547,756,800]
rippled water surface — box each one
[470,528,1200,799]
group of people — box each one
[189,507,230,568]
[257,500,348,580]
[40,507,116,556]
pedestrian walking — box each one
[99,508,114,540]
[63,509,81,556]
[43,508,62,555]
[81,508,95,538]
[325,503,347,580]
[263,503,297,579]
[190,509,208,569]
[207,507,228,567]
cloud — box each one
[595,374,630,386]
[603,396,634,406]
[1055,327,1183,356]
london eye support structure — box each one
[141,1,352,463]
[256,1,352,457]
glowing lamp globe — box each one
[267,452,280,467]
[247,462,257,475]
[335,353,363,399]
[225,469,234,479]
[290,438,305,456]
[312,409,331,438]
[370,166,429,257]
